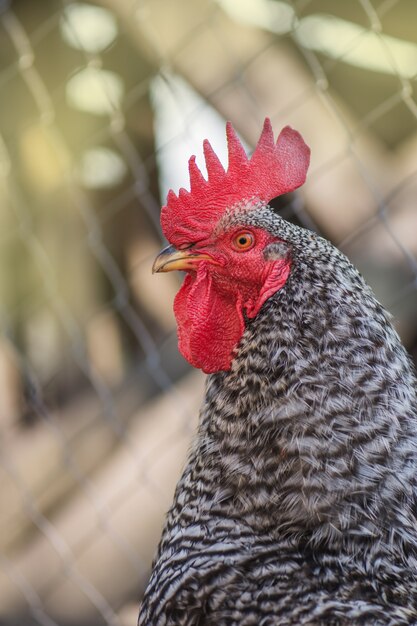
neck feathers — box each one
[199,249,417,547]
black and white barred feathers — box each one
[139,204,417,626]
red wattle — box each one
[174,266,245,374]
[173,258,290,373]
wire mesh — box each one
[0,0,416,624]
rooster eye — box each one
[232,232,255,251]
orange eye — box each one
[232,232,255,251]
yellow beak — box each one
[152,244,216,273]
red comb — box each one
[161,118,310,245]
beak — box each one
[152,244,216,273]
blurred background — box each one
[0,0,416,624]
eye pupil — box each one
[239,237,247,245]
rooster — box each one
[139,119,417,625]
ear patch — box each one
[263,241,292,262]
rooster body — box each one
[139,123,417,625]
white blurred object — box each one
[216,0,294,34]
[60,3,118,53]
[296,14,417,79]
[218,0,417,79]
[78,147,127,188]
[151,71,249,199]
[66,67,124,115]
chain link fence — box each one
[0,0,416,624]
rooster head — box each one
[153,119,310,374]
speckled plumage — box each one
[139,204,417,625]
